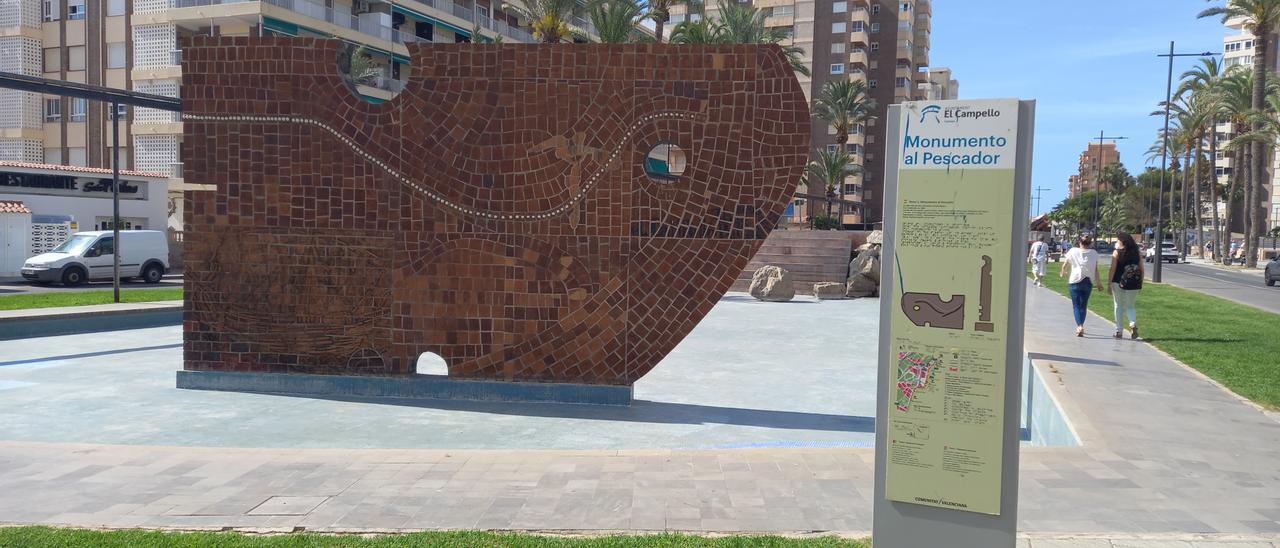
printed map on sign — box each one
[895,351,942,412]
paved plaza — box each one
[1,285,1279,543]
[0,294,879,450]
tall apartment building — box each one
[1066,142,1119,197]
[924,65,956,100]
[672,0,931,226]
[1220,17,1279,235]
[2,0,567,228]
[0,0,133,167]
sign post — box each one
[873,99,1035,547]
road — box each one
[0,275,182,295]
[1143,260,1280,314]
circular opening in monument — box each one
[415,352,448,376]
[337,42,408,103]
[644,142,687,182]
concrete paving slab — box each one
[0,284,1279,538]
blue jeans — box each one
[1068,278,1093,327]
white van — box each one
[20,230,169,286]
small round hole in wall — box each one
[644,142,687,182]
[337,42,408,104]
[415,352,448,376]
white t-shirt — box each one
[1063,247,1099,285]
[1029,241,1048,261]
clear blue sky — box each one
[930,0,1228,216]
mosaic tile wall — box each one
[182,37,810,385]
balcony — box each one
[848,48,867,68]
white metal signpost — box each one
[873,99,1035,547]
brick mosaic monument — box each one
[179,37,809,400]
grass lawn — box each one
[0,528,869,547]
[0,287,182,311]
[1030,264,1280,410]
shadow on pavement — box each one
[1027,351,1121,367]
[271,392,873,433]
[0,343,184,367]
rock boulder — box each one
[845,247,881,298]
[813,282,847,300]
[749,265,795,302]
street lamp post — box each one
[1091,131,1127,233]
[1154,43,1218,283]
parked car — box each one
[20,230,169,286]
[1145,241,1180,264]
[1093,240,1114,254]
[1267,255,1279,287]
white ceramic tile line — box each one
[183,111,702,221]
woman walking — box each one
[1060,235,1102,337]
[1106,233,1144,340]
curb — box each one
[0,302,182,340]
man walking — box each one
[1028,236,1049,287]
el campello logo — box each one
[919,104,942,124]
[918,104,1003,125]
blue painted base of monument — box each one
[175,370,634,406]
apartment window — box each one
[832,22,846,33]
[68,147,87,166]
[42,0,59,21]
[848,144,862,155]
[44,148,62,165]
[851,21,865,32]
[107,43,127,69]
[831,63,845,74]
[44,99,60,122]
[832,1,846,13]
[901,1,910,10]
[853,123,864,134]
[67,0,84,20]
[843,184,859,194]
[870,42,880,52]
[870,22,880,33]
[826,144,840,153]
[831,43,846,54]
[68,46,85,71]
[869,79,878,88]
[107,0,125,16]
[43,48,60,72]
[770,5,793,16]
[869,59,878,69]
[868,135,876,144]
[70,98,86,122]
[871,3,880,14]
[109,104,128,120]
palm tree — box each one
[669,0,809,76]
[646,0,701,43]
[716,0,808,76]
[508,0,586,42]
[668,17,721,43]
[589,0,646,43]
[812,79,875,147]
[1199,0,1280,267]
[806,148,860,222]
[1178,57,1227,259]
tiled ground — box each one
[0,284,1278,541]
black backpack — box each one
[1119,262,1142,290]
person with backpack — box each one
[1105,232,1144,340]
[1061,234,1103,337]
